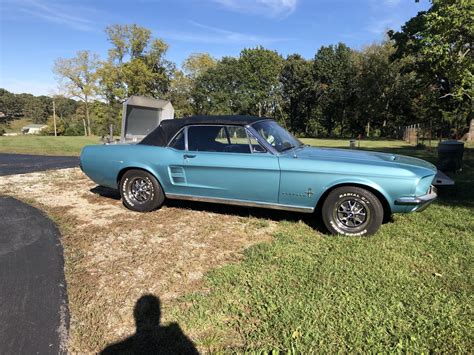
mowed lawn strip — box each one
[0,136,100,156]
[170,147,473,353]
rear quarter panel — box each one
[80,144,176,190]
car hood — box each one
[291,146,437,175]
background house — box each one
[21,124,48,135]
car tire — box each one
[120,169,165,212]
[322,186,383,236]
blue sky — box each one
[0,0,430,96]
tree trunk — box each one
[82,119,87,136]
[85,98,91,136]
[53,100,57,137]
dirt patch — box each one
[0,168,276,352]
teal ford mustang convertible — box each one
[80,115,437,236]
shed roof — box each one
[124,96,171,109]
[23,124,48,129]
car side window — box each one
[187,125,226,152]
[224,126,251,153]
[169,130,185,150]
[187,125,256,154]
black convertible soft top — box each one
[139,115,271,147]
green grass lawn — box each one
[0,136,101,155]
[167,146,473,353]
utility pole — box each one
[53,100,57,137]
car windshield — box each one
[251,120,302,152]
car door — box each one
[173,124,280,204]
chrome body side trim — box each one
[395,185,437,212]
[166,193,314,213]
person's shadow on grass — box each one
[101,294,199,355]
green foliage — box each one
[390,0,473,137]
[23,95,52,123]
[43,116,65,136]
[238,47,284,117]
[168,53,218,117]
[0,88,25,119]
[312,43,357,136]
[192,56,244,115]
[280,54,315,133]
[98,24,175,104]
[191,47,283,117]
[182,53,217,80]
[53,50,100,135]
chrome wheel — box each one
[129,177,153,203]
[335,199,368,228]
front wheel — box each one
[321,186,383,236]
[120,169,165,212]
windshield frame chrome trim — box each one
[245,124,278,155]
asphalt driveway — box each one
[0,196,69,354]
[0,153,79,176]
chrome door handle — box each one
[183,154,196,159]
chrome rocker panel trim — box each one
[395,185,437,212]
[166,193,315,213]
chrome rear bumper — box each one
[395,185,437,212]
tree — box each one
[23,96,51,123]
[239,47,284,117]
[192,57,243,115]
[280,54,315,133]
[390,0,473,136]
[53,50,99,136]
[168,69,193,117]
[98,24,174,104]
[168,53,217,117]
[183,53,217,80]
[0,89,24,119]
[53,95,79,122]
[313,43,357,136]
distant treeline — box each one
[1,0,472,137]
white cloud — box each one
[7,0,98,32]
[160,21,291,44]
[366,0,410,36]
[213,0,298,17]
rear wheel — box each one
[120,170,164,212]
[322,186,383,236]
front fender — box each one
[321,176,416,213]
[322,177,392,207]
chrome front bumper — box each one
[395,185,438,212]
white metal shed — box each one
[121,96,174,143]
